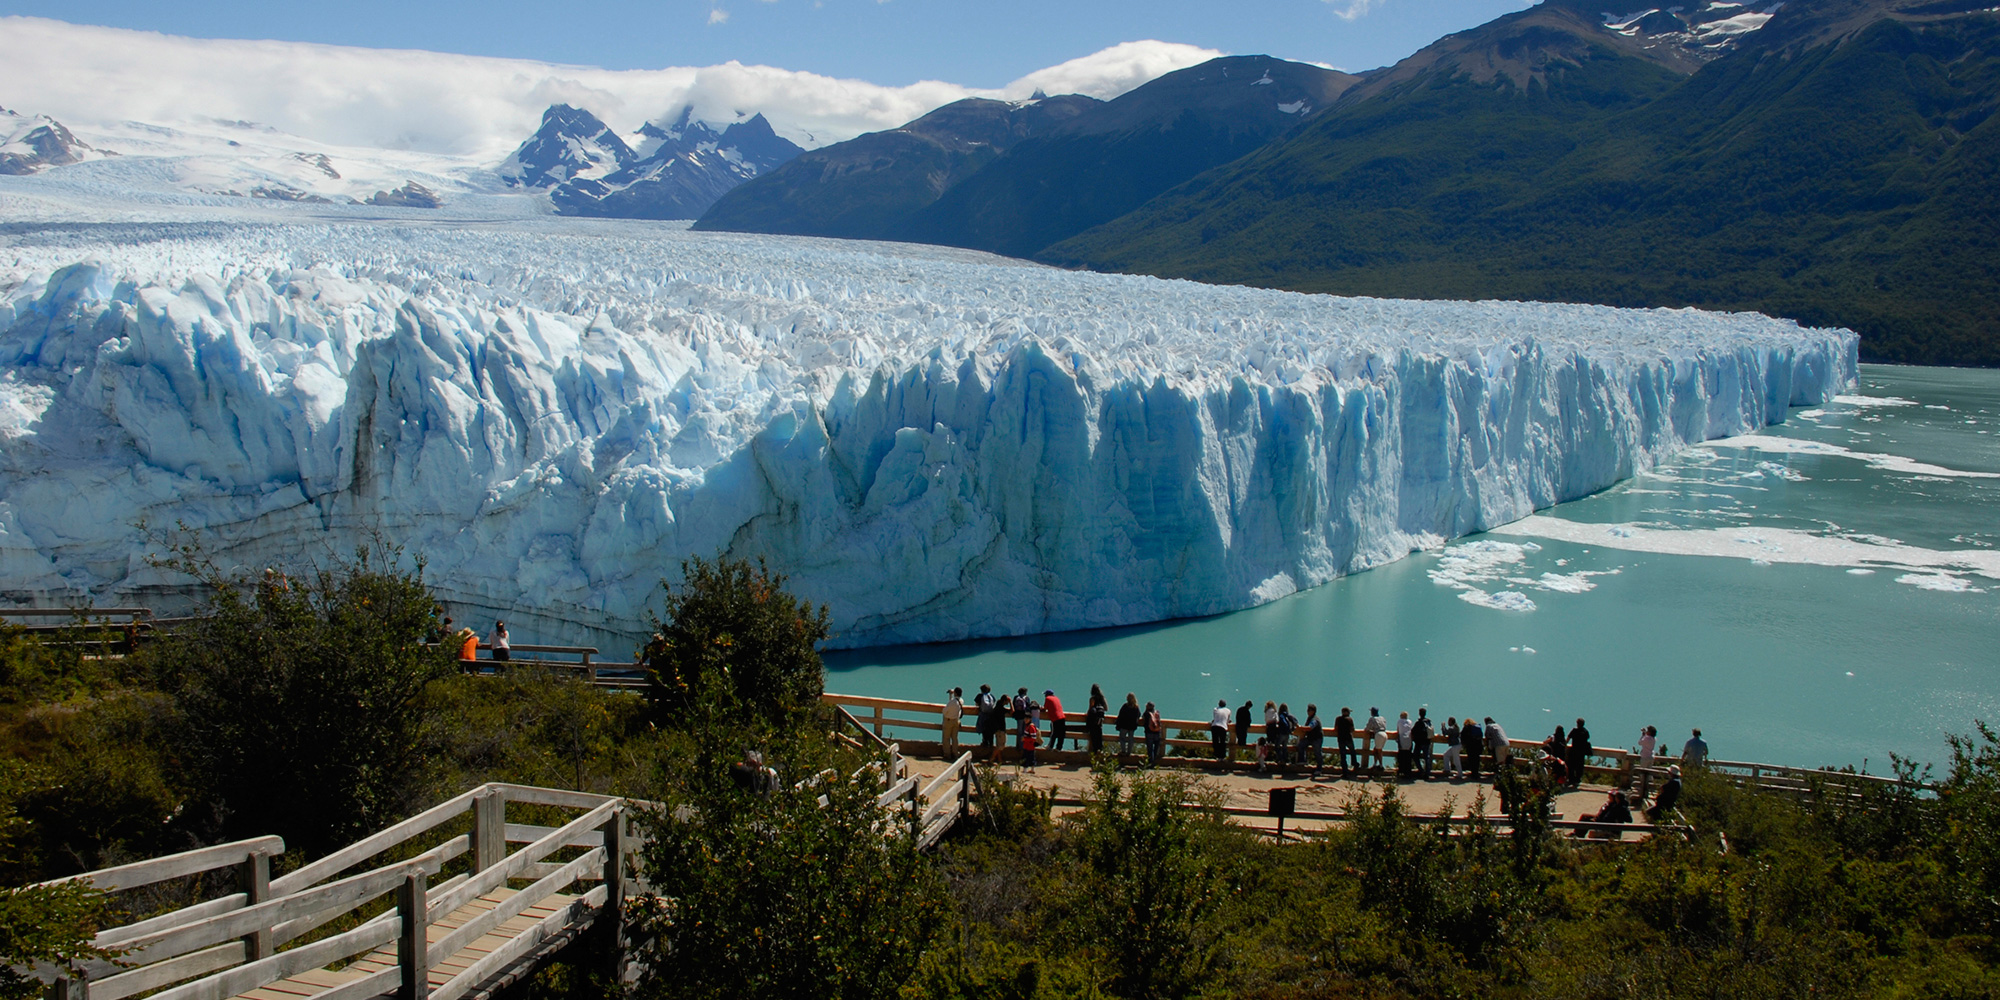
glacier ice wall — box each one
[0,224,1857,648]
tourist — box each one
[1255,737,1270,773]
[1647,765,1684,821]
[1683,728,1709,767]
[1210,699,1232,762]
[1143,701,1165,765]
[1275,703,1297,766]
[1117,693,1141,757]
[1302,704,1326,776]
[1441,717,1462,779]
[730,749,777,795]
[1460,714,1483,778]
[1365,708,1388,773]
[1235,700,1254,751]
[1545,724,1567,763]
[1022,720,1041,770]
[1637,724,1659,795]
[1541,749,1568,787]
[1086,687,1108,754]
[1567,718,1592,789]
[488,621,511,663]
[974,685,998,750]
[1263,700,1279,755]
[1485,717,1510,769]
[1013,687,1032,742]
[1395,710,1413,779]
[1579,788,1633,838]
[1044,689,1067,751]
[1335,707,1358,777]
[1412,708,1434,779]
[943,687,963,753]
[455,625,480,668]
[431,614,455,645]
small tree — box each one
[643,557,829,733]
[147,549,451,856]
[0,760,119,1000]
[1045,765,1229,999]
[630,746,946,1000]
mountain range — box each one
[501,104,804,219]
[695,0,2000,366]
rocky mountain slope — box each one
[1047,0,2000,366]
[694,56,1356,255]
[692,95,1102,240]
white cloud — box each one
[708,8,730,24]
[0,17,1220,160]
[1325,0,1387,20]
[1001,40,1224,101]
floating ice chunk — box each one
[1705,435,2000,479]
[1462,590,1537,611]
[1832,395,1919,408]
[1895,573,1985,593]
[1846,568,1875,575]
[1493,517,2000,583]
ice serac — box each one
[0,225,1856,648]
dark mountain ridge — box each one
[1045,0,2000,365]
[691,95,1102,240]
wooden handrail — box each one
[0,607,152,617]
[38,836,283,894]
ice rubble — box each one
[0,223,1857,647]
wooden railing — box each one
[30,783,634,1000]
[458,644,648,690]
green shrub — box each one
[144,550,452,856]
[642,557,829,734]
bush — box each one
[144,550,452,856]
[1040,765,1231,999]
[642,557,829,734]
[630,740,945,1000]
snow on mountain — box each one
[0,220,1855,648]
[0,108,106,175]
[1599,0,1785,56]
[501,104,805,220]
[497,105,635,189]
[0,112,489,214]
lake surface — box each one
[825,364,2000,773]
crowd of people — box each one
[938,685,1708,823]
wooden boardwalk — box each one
[25,746,970,1000]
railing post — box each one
[602,805,626,981]
[397,870,429,1000]
[582,650,597,686]
[472,789,506,873]
[959,760,972,823]
[239,848,273,960]
[872,705,884,739]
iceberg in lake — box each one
[0,224,1855,647]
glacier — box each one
[0,221,1856,649]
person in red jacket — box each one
[1043,689,1067,751]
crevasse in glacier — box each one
[0,224,1856,647]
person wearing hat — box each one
[1043,689,1067,751]
[1646,764,1683,822]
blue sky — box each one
[0,0,1535,84]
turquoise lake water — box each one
[824,364,2000,773]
